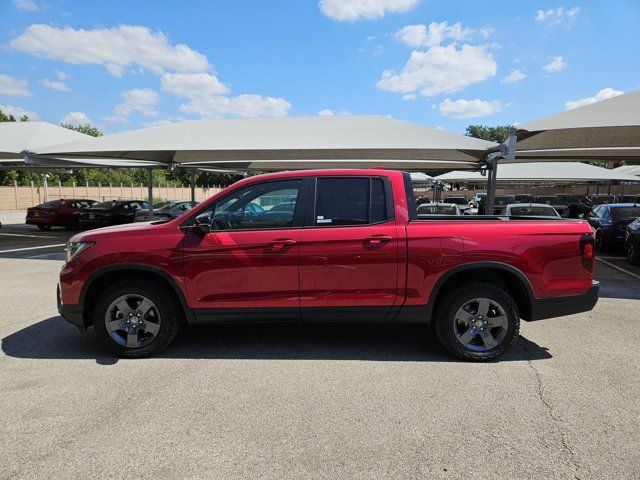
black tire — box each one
[433,282,520,361]
[595,229,608,253]
[93,279,181,358]
[37,224,51,231]
[627,241,640,265]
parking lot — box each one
[1,212,639,479]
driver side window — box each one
[197,179,303,231]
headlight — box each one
[64,241,94,262]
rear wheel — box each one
[434,282,520,361]
[595,229,606,253]
[627,241,640,265]
[93,279,181,357]
[37,224,51,231]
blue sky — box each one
[0,0,638,134]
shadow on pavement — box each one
[2,316,552,365]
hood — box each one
[69,221,159,243]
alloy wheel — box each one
[104,294,161,348]
[453,297,508,352]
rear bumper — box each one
[57,285,84,328]
[529,281,599,321]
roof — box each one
[32,116,498,170]
[0,122,89,160]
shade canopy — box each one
[0,121,89,160]
[513,89,640,161]
[33,116,498,170]
[612,164,640,176]
[409,172,433,182]
[435,162,640,184]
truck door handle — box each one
[365,234,392,244]
[269,238,297,247]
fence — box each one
[0,181,224,210]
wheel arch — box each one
[427,262,535,322]
[80,264,194,327]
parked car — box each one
[26,199,97,230]
[624,218,640,265]
[472,192,486,208]
[417,203,462,216]
[79,200,148,229]
[134,201,199,222]
[618,194,640,203]
[500,203,561,218]
[483,195,517,215]
[514,194,536,204]
[625,218,640,264]
[442,195,471,214]
[534,195,571,218]
[586,194,617,206]
[555,194,591,218]
[586,203,640,252]
[58,169,598,361]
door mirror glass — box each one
[194,214,212,234]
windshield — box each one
[494,196,515,206]
[38,200,63,208]
[509,206,559,216]
[611,206,640,220]
[444,197,468,205]
[93,201,118,209]
[418,204,458,215]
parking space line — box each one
[596,257,640,281]
[0,232,62,239]
[0,243,66,254]
[26,252,65,259]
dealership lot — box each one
[1,218,639,479]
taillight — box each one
[580,233,595,273]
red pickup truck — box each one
[58,169,599,361]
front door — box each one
[299,176,400,321]
[182,178,308,321]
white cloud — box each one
[565,87,624,110]
[535,6,581,26]
[502,69,526,83]
[104,88,160,123]
[160,72,229,98]
[319,0,419,22]
[377,43,496,96]
[179,95,291,119]
[0,104,40,120]
[438,98,503,118]
[61,111,92,126]
[13,0,38,11]
[318,109,335,116]
[542,55,567,73]
[161,72,291,119]
[55,70,69,81]
[40,78,70,92]
[394,22,474,48]
[0,74,31,97]
[10,24,209,77]
[401,93,417,101]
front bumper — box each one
[529,281,599,321]
[57,284,84,328]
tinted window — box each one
[210,179,302,230]
[417,204,458,215]
[509,206,558,216]
[39,200,63,208]
[444,197,468,205]
[494,196,515,206]
[315,177,387,227]
[612,206,640,219]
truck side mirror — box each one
[194,215,212,234]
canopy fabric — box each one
[0,121,88,160]
[612,164,640,176]
[33,116,498,170]
[435,162,640,184]
[513,90,640,161]
[409,172,433,181]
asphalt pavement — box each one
[1,216,639,479]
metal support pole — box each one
[485,155,499,215]
[190,171,196,203]
[43,174,49,202]
[607,181,612,195]
[147,169,154,220]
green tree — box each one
[465,125,514,144]
[61,123,103,137]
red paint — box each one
[26,199,96,228]
[59,170,596,320]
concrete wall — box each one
[0,181,223,210]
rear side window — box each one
[314,177,389,227]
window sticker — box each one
[317,218,332,224]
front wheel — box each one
[434,282,520,361]
[93,279,181,357]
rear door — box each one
[299,176,400,321]
[181,178,308,320]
